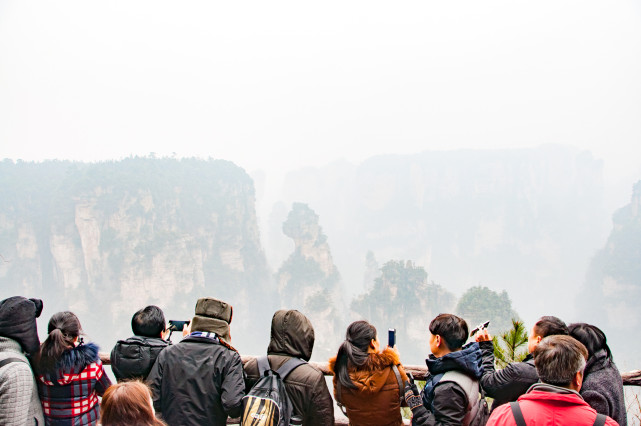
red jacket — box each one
[487,384,619,426]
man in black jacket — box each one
[110,305,171,381]
[147,297,245,426]
[244,310,333,426]
[475,315,568,411]
[404,314,485,426]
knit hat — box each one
[0,296,43,356]
[191,297,233,344]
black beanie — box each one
[0,296,43,356]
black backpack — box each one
[241,356,306,426]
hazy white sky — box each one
[1,1,640,192]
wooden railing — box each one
[99,353,641,425]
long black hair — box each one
[334,320,377,389]
[38,311,82,373]
[568,322,612,361]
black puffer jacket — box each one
[147,334,244,426]
[581,349,627,426]
[110,336,169,381]
[244,310,333,426]
[478,340,538,411]
[411,343,484,426]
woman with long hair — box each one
[329,320,408,426]
[36,311,112,426]
[568,323,627,426]
[100,381,166,426]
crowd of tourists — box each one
[0,295,628,425]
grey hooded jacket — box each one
[0,336,45,426]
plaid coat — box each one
[37,343,111,426]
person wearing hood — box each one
[0,296,45,426]
[404,314,485,426]
[244,309,333,426]
[147,297,245,426]
[328,320,408,426]
[569,323,627,425]
[36,311,112,426]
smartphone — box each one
[407,371,415,384]
[168,320,191,331]
[388,328,396,347]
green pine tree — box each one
[492,319,529,368]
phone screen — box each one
[388,328,396,347]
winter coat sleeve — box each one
[411,381,469,426]
[0,362,35,426]
[304,371,334,426]
[479,341,534,404]
[220,351,245,419]
[146,350,164,413]
[94,361,112,396]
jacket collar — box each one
[519,383,588,405]
[118,335,170,346]
[425,342,484,379]
[41,342,100,376]
[328,347,402,375]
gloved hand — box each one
[404,382,423,410]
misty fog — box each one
[1,0,641,385]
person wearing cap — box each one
[147,297,244,426]
[0,296,46,426]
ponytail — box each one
[38,311,81,373]
[334,320,377,389]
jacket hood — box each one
[328,347,407,394]
[267,310,314,361]
[585,349,610,374]
[41,343,100,382]
[117,335,170,347]
[0,296,43,357]
[426,342,483,379]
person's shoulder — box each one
[486,402,513,424]
[604,415,619,426]
[0,356,32,376]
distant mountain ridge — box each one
[580,180,641,359]
[0,158,273,352]
[268,145,608,321]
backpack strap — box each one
[334,379,348,416]
[392,364,404,404]
[510,401,527,426]
[0,357,26,369]
[275,357,306,380]
[593,414,607,426]
[256,356,271,376]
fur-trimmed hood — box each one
[329,347,408,393]
[40,342,100,384]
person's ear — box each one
[370,339,377,349]
[536,335,542,345]
[573,370,584,391]
[435,335,442,348]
